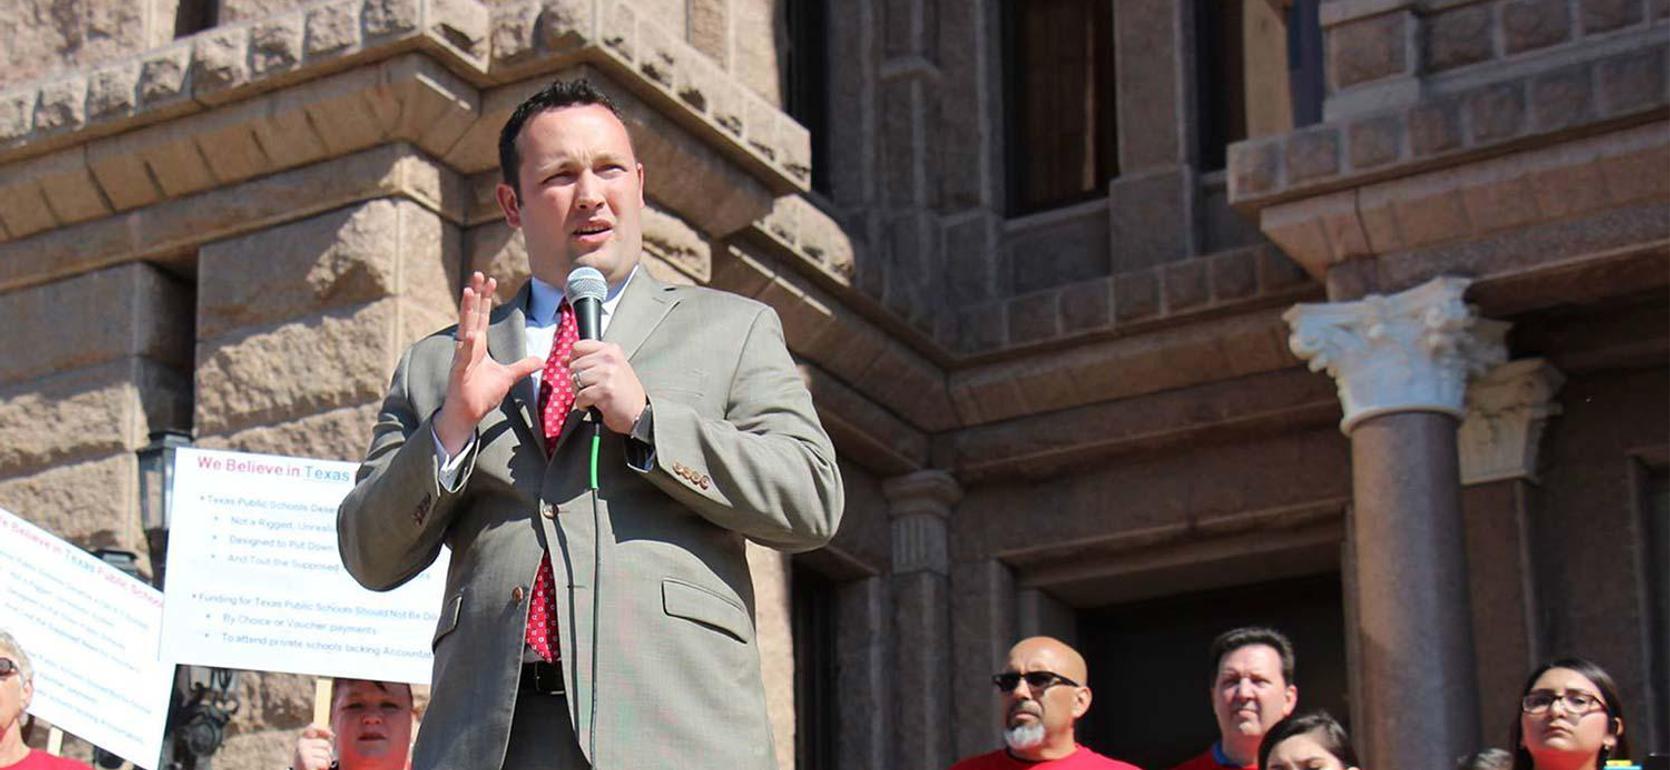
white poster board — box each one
[0,507,172,769]
[160,448,446,684]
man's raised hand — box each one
[433,272,543,455]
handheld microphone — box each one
[565,266,608,342]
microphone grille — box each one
[565,266,608,304]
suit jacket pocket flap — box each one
[662,579,749,643]
[431,592,463,651]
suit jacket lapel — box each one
[604,267,679,363]
[488,282,547,458]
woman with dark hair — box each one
[1257,711,1360,770]
[1510,657,1629,770]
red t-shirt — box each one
[1,750,93,770]
[951,745,1145,770]
[1168,748,1255,770]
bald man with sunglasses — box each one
[951,636,1144,770]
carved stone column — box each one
[884,470,962,770]
[1285,276,1504,768]
[1458,359,1564,735]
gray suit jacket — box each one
[337,271,844,769]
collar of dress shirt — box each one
[526,264,637,333]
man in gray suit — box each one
[337,79,844,770]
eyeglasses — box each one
[1522,690,1607,716]
[0,658,16,678]
[991,670,1080,693]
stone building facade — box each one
[0,1,1664,769]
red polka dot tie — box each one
[527,301,578,663]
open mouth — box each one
[572,221,613,245]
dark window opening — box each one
[1196,0,1324,171]
[1003,0,1116,215]
[792,562,838,770]
[1642,464,1670,754]
[1076,572,1350,769]
[784,0,832,196]
[174,0,218,38]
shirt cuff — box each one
[625,401,656,471]
[432,426,475,492]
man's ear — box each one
[636,163,646,206]
[1071,686,1093,719]
[496,182,522,229]
[1283,684,1298,717]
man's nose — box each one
[573,170,603,209]
[1235,679,1256,699]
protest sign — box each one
[159,448,445,684]
[0,507,172,769]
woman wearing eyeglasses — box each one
[1509,657,1629,770]
[1256,711,1360,770]
[0,630,93,770]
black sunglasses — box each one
[991,670,1080,693]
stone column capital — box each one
[1459,359,1565,485]
[885,470,960,576]
[1284,276,1508,433]
[883,469,962,520]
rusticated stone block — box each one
[199,199,458,339]
[1467,82,1527,143]
[542,0,599,53]
[306,1,362,56]
[490,0,540,64]
[1530,65,1595,131]
[1348,114,1403,169]
[1596,46,1667,115]
[251,16,305,76]
[1059,278,1111,334]
[1112,269,1160,322]
[0,453,145,555]
[0,175,55,239]
[429,0,487,57]
[465,222,531,301]
[689,0,728,63]
[33,77,86,133]
[196,402,379,461]
[1503,0,1571,54]
[1330,12,1409,89]
[1163,260,1209,311]
[778,115,812,182]
[743,94,781,161]
[1580,0,1644,32]
[195,299,426,435]
[0,91,35,143]
[1286,125,1342,182]
[86,64,139,121]
[192,27,250,97]
[1229,138,1282,197]
[1210,248,1259,300]
[0,263,191,385]
[0,359,190,477]
[86,134,163,210]
[1409,96,1464,156]
[677,52,720,114]
[363,0,421,38]
[638,21,679,90]
[1425,4,1494,72]
[1006,290,1060,345]
[600,1,637,62]
[138,44,193,109]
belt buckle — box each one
[533,662,564,695]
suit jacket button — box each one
[540,502,556,519]
[698,476,710,490]
[512,586,526,603]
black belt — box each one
[520,660,565,695]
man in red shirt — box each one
[1170,627,1298,770]
[949,636,1143,769]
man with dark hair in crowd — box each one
[291,679,416,770]
[0,630,91,770]
[337,76,842,770]
[950,636,1144,769]
[1171,627,1299,770]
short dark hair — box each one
[1508,657,1629,770]
[1457,748,1513,770]
[497,78,625,195]
[1209,626,1296,686]
[1258,710,1358,770]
